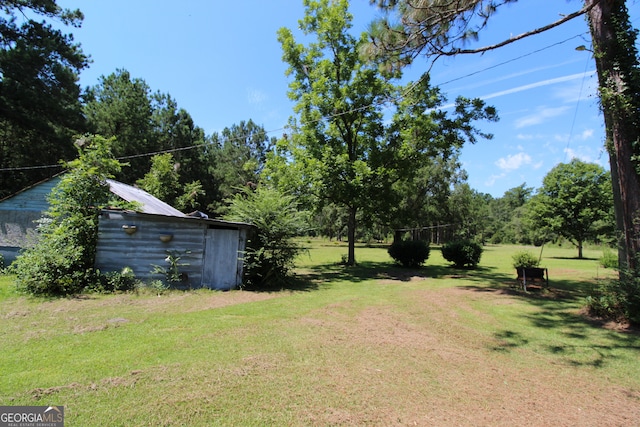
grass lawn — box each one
[1,241,638,426]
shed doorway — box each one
[202,228,240,290]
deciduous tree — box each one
[366,0,640,272]
[277,0,496,264]
[277,0,393,265]
[12,135,126,296]
[528,159,614,258]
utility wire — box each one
[0,30,593,173]
[563,54,593,163]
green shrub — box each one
[151,250,190,285]
[84,267,139,293]
[511,250,540,269]
[144,279,170,295]
[441,240,483,268]
[12,233,90,296]
[12,136,125,297]
[225,186,308,288]
[599,248,618,269]
[586,268,640,325]
[388,240,430,268]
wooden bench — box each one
[515,267,548,291]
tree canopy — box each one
[277,0,396,265]
[528,159,614,258]
[0,0,88,197]
[366,0,640,272]
[276,0,496,265]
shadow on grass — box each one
[240,276,321,293]
[490,307,640,368]
[287,260,513,290]
[549,256,598,261]
[256,260,523,293]
[477,278,640,368]
[251,256,640,369]
[296,261,432,285]
[242,260,434,293]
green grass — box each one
[0,241,638,425]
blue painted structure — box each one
[0,176,62,264]
[0,177,250,290]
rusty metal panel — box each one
[95,211,205,287]
[96,210,248,290]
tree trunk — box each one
[586,0,640,273]
[347,206,357,266]
[578,240,584,259]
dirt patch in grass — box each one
[3,289,281,317]
[4,271,639,425]
[293,282,640,426]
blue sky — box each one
[57,0,639,198]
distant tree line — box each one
[0,0,618,260]
[1,0,622,313]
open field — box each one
[1,241,639,426]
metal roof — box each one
[101,208,252,228]
[106,179,186,217]
[2,175,197,218]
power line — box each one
[564,54,593,163]
[0,30,593,173]
[437,33,587,88]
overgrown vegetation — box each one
[151,250,191,286]
[84,267,139,294]
[11,136,126,296]
[587,248,640,324]
[511,250,540,269]
[224,186,308,288]
[441,240,483,268]
[587,269,640,324]
[387,239,430,268]
[599,248,619,269]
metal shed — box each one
[95,209,250,290]
[0,175,188,264]
[1,177,251,290]
[0,176,62,264]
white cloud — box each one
[495,152,533,171]
[480,71,594,101]
[564,147,592,162]
[485,172,506,187]
[579,129,595,140]
[553,73,599,103]
[246,87,267,107]
[554,133,570,143]
[553,128,595,144]
[515,106,571,128]
[449,59,585,93]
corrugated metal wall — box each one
[95,211,247,290]
[0,176,60,212]
[0,177,61,263]
[95,211,205,288]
